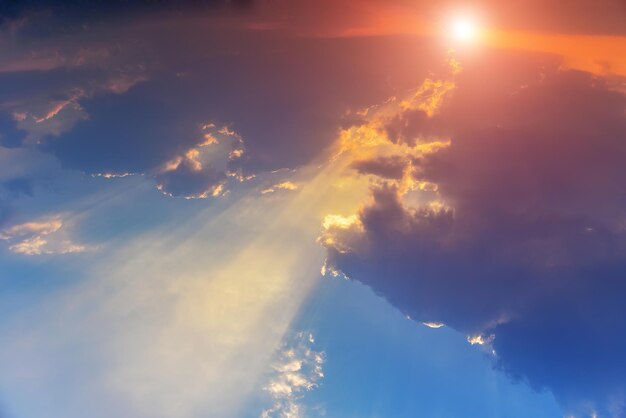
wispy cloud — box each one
[0,214,86,255]
[262,181,299,195]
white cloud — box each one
[261,332,325,418]
[0,215,86,255]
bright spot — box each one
[422,322,445,329]
[450,17,477,42]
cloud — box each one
[262,181,299,195]
[1,9,453,181]
[154,123,247,198]
[261,332,325,418]
[0,8,444,215]
[0,0,255,21]
[40,78,197,174]
[351,156,407,179]
[0,214,86,255]
[422,321,444,329]
[321,64,626,416]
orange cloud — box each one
[484,30,626,77]
[265,1,626,78]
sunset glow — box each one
[450,16,478,42]
[1,1,625,418]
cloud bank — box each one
[322,61,626,416]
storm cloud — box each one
[322,65,626,416]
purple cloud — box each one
[323,66,626,416]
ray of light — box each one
[0,148,371,418]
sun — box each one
[449,17,478,42]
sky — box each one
[0,1,625,417]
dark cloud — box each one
[2,9,445,198]
[154,160,225,198]
[323,67,626,416]
[0,0,255,21]
[142,30,438,173]
[492,268,626,414]
[42,78,204,174]
[384,109,433,146]
[8,15,438,194]
[351,156,407,179]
